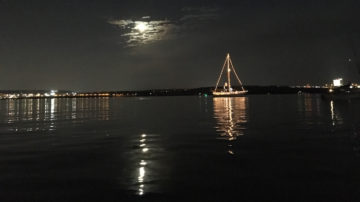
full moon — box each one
[135,22,148,33]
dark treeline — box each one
[108,86,327,96]
[0,86,328,98]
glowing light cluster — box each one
[333,78,343,87]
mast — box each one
[227,53,231,92]
[214,53,246,93]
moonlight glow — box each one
[108,10,218,47]
[135,22,148,33]
[108,18,173,47]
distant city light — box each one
[50,90,57,96]
[333,78,343,87]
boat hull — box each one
[212,90,248,97]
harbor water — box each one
[0,95,360,201]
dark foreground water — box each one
[0,95,360,202]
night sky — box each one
[0,0,359,91]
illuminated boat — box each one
[213,53,248,97]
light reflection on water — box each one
[330,100,335,126]
[0,96,359,200]
[0,98,110,133]
[130,132,160,196]
[297,94,322,124]
[329,100,343,127]
[137,133,149,196]
[296,94,344,126]
[213,97,248,154]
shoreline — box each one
[0,86,330,100]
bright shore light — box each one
[50,90,57,96]
[333,78,343,87]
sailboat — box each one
[213,53,248,97]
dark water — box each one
[0,95,360,201]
